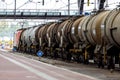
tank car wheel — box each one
[71,53,81,63]
[66,52,72,62]
[61,49,65,60]
[53,50,58,59]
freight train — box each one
[13,7,120,69]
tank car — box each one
[38,23,52,56]
[69,17,85,62]
[19,26,41,54]
[101,8,120,69]
[55,18,77,60]
[13,29,24,51]
[21,27,33,53]
[78,11,110,64]
[53,17,86,61]
[19,28,27,52]
[46,22,60,58]
[29,26,41,54]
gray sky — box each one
[0,0,120,10]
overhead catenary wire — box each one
[16,0,30,9]
[58,2,77,10]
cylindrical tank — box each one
[78,11,109,45]
[13,29,24,49]
[24,27,33,47]
[78,15,94,44]
[88,11,109,45]
[54,22,61,44]
[46,22,58,47]
[62,19,74,44]
[20,29,26,47]
[105,9,120,47]
[63,19,74,44]
[56,19,70,47]
[38,23,51,46]
[78,16,88,42]
[29,26,40,46]
[69,17,83,44]
[20,28,30,47]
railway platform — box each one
[0,49,97,80]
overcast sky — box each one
[0,0,119,10]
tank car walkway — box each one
[0,49,97,80]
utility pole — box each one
[68,0,70,15]
[42,0,44,5]
[14,0,16,17]
[98,0,106,11]
[78,0,84,15]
